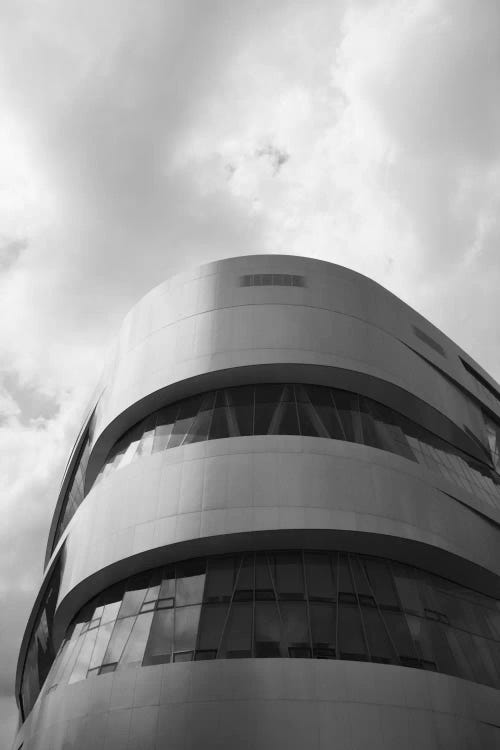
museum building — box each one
[13,255,500,748]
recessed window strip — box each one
[23,549,500,714]
[52,383,500,552]
[92,384,500,508]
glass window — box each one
[254,384,286,434]
[175,560,206,605]
[158,566,175,601]
[338,604,367,660]
[152,405,178,453]
[142,609,174,666]
[338,555,356,603]
[118,612,154,668]
[68,628,99,684]
[254,601,282,657]
[267,385,299,435]
[19,559,61,717]
[281,601,310,656]
[209,390,232,440]
[233,555,254,602]
[330,390,359,442]
[57,630,88,686]
[39,548,500,707]
[296,386,328,438]
[183,393,215,445]
[361,400,416,461]
[254,554,275,601]
[391,564,424,616]
[270,552,304,599]
[88,621,114,673]
[81,383,500,518]
[305,552,337,601]
[196,603,229,655]
[117,572,151,619]
[102,618,136,667]
[360,607,397,664]
[174,605,202,654]
[364,560,400,609]
[168,395,203,448]
[381,611,418,662]
[116,423,143,469]
[136,415,156,459]
[303,386,344,439]
[205,556,238,602]
[219,602,253,658]
[310,602,336,658]
[226,386,254,436]
[349,556,376,606]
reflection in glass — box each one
[31,548,500,713]
[91,384,500,512]
[55,383,500,554]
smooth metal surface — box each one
[15,255,500,749]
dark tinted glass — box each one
[205,556,238,602]
[281,601,310,655]
[226,386,254,435]
[254,384,285,434]
[219,602,253,658]
[152,405,178,453]
[305,553,337,601]
[197,603,229,654]
[36,550,500,717]
[70,383,500,535]
[168,395,203,448]
[254,601,281,657]
[270,552,304,599]
[183,393,215,444]
[209,390,231,440]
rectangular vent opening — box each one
[412,326,445,357]
[460,357,500,403]
[240,273,306,288]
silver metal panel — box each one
[16,256,500,749]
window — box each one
[91,384,500,511]
[19,558,62,719]
[35,550,500,704]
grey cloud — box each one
[0,238,27,271]
[256,144,290,174]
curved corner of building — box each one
[14,255,500,750]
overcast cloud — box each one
[1,0,500,744]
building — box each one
[13,255,500,749]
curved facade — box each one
[14,255,500,749]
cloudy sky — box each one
[1,0,500,744]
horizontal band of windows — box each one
[51,383,500,556]
[24,549,500,716]
[94,383,500,502]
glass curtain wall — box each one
[52,430,91,551]
[35,551,500,706]
[20,558,62,718]
[52,385,500,552]
[94,384,500,508]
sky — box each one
[1,0,500,744]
